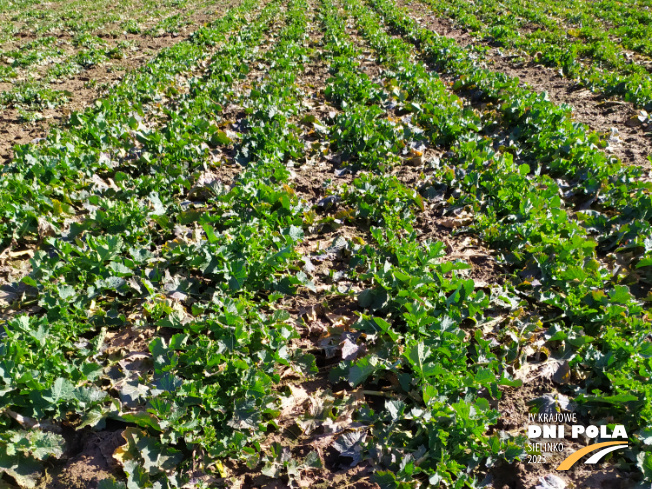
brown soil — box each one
[1,56,137,164]
[492,460,631,489]
[0,0,224,51]
[46,430,125,489]
[0,0,240,165]
[241,294,380,489]
[399,0,652,170]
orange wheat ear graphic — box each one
[556,441,629,470]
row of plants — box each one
[0,42,136,117]
[0,1,300,485]
[1,34,135,78]
[367,0,652,285]
[1,35,137,115]
[414,0,652,109]
[0,0,267,247]
[301,2,530,485]
[354,0,652,480]
[535,0,652,58]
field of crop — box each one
[0,0,235,164]
[0,0,651,488]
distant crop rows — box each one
[417,0,652,113]
[0,0,226,121]
[0,0,650,487]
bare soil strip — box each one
[398,0,652,170]
[350,43,503,286]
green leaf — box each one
[28,431,65,461]
[505,443,526,462]
[422,384,437,404]
[300,114,317,125]
[385,400,405,421]
[79,406,108,430]
[108,262,133,276]
[123,459,151,489]
[358,288,388,311]
[0,452,42,489]
[304,450,322,468]
[373,317,398,341]
[596,394,639,404]
[498,375,523,388]
[373,471,412,489]
[637,451,652,480]
[57,285,76,300]
[636,257,652,268]
[202,223,219,244]
[148,193,166,216]
[209,130,232,146]
[637,428,652,445]
[98,479,126,489]
[293,353,318,375]
[43,378,76,404]
[348,356,377,387]
[404,341,428,378]
[120,412,162,431]
[608,285,632,304]
[285,224,304,242]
